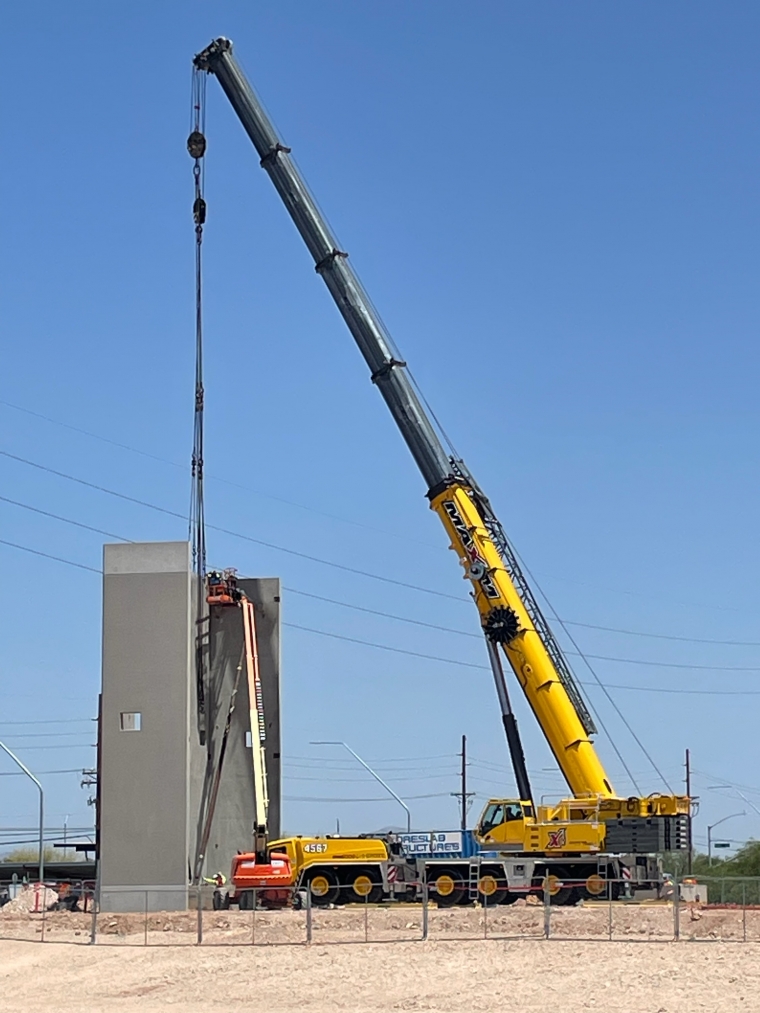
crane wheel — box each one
[541,871,574,906]
[584,874,607,898]
[478,872,508,906]
[238,890,254,910]
[346,869,383,905]
[307,870,339,906]
[429,869,466,907]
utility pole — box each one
[685,748,692,874]
[450,735,475,832]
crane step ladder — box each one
[468,859,481,903]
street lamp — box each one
[707,811,745,865]
[0,740,45,883]
[310,740,412,832]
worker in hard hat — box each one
[203,871,228,909]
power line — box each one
[286,753,456,764]
[7,403,760,638]
[692,769,760,797]
[283,621,487,670]
[284,791,451,803]
[0,538,100,573]
[8,400,759,628]
[5,464,760,652]
[0,719,94,726]
[0,398,440,551]
[284,586,480,638]
[1,743,95,751]
[562,618,760,648]
[0,449,464,602]
[0,732,96,739]
[0,534,758,695]
[0,769,84,777]
[578,653,760,673]
[284,772,459,783]
[4,513,760,693]
[0,494,130,544]
[284,622,760,689]
[285,586,760,650]
[586,684,760,696]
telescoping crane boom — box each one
[194,38,689,851]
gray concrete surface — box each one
[199,578,281,878]
[100,546,281,909]
[99,542,202,912]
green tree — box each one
[1,846,69,863]
[664,841,760,904]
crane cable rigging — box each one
[188,67,208,743]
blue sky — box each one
[2,2,760,854]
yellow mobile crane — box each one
[193,39,690,869]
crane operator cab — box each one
[476,800,534,848]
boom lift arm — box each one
[194,39,687,826]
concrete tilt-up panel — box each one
[99,542,202,912]
[200,577,281,877]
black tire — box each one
[551,885,574,906]
[499,891,518,905]
[343,868,383,905]
[581,875,620,902]
[429,868,466,908]
[306,869,340,907]
[538,870,573,906]
[238,890,254,910]
[212,891,223,911]
[478,869,508,906]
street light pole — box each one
[311,740,412,832]
[707,811,745,866]
[0,740,45,883]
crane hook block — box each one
[193,196,207,225]
[187,130,207,159]
[482,606,520,645]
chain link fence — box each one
[3,875,760,946]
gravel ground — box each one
[1,905,758,1012]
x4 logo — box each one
[547,828,567,849]
[441,499,500,599]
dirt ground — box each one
[1,905,759,1012]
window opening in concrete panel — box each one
[120,712,142,732]
[245,730,252,748]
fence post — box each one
[422,880,429,941]
[543,882,551,940]
[144,891,148,947]
[251,888,256,946]
[89,870,99,945]
[40,886,46,944]
[305,885,312,946]
[196,884,203,945]
[364,889,369,943]
[742,882,747,943]
[483,891,488,939]
[607,880,613,941]
[673,877,680,941]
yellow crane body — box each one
[431,482,614,800]
[195,37,691,862]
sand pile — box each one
[1,885,58,914]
